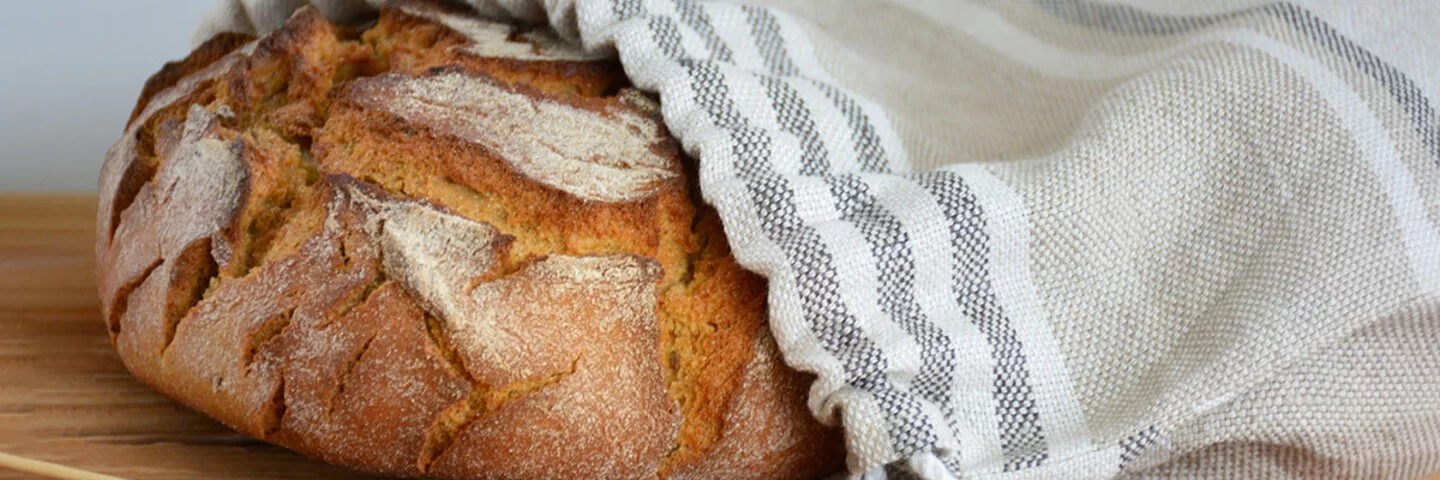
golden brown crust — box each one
[130,32,257,125]
[672,325,847,480]
[98,2,844,479]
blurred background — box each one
[0,1,213,191]
[0,0,1433,193]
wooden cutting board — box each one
[0,194,381,480]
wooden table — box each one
[0,194,380,479]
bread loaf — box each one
[94,1,845,478]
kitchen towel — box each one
[195,0,1440,478]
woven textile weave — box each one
[196,0,1440,478]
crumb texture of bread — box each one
[96,1,844,479]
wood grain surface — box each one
[0,194,381,480]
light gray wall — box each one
[0,1,214,192]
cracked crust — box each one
[96,2,844,479]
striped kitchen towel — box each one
[196,0,1440,478]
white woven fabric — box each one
[195,1,1440,478]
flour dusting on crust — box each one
[104,104,251,405]
[397,2,603,62]
[429,251,679,479]
[348,71,678,203]
[338,181,681,478]
[349,185,509,325]
[158,105,248,254]
[99,105,248,322]
[97,43,254,249]
[342,181,666,382]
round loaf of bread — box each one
[94,1,844,478]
